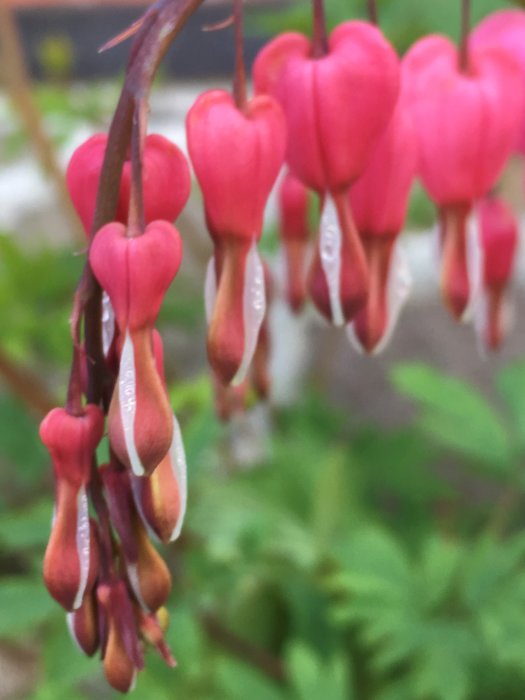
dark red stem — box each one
[233,0,247,110]
[70,0,206,408]
[367,0,378,25]
[459,0,471,72]
[128,103,146,237]
[312,0,328,58]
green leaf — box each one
[391,363,512,471]
[419,536,462,610]
[287,643,352,700]
[0,578,57,637]
[496,361,525,454]
[0,499,53,549]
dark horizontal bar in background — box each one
[14,2,284,79]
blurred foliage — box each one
[257,0,519,54]
[3,346,525,698]
[37,34,75,82]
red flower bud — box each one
[67,133,191,233]
[43,485,100,611]
[254,21,400,324]
[278,172,311,312]
[101,464,172,612]
[131,331,187,544]
[403,35,524,318]
[348,102,417,353]
[40,407,103,611]
[39,405,105,487]
[98,580,144,693]
[474,195,518,350]
[90,221,182,475]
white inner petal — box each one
[232,242,266,386]
[464,211,483,323]
[126,561,149,611]
[169,414,188,542]
[101,291,116,356]
[319,195,345,327]
[204,256,217,325]
[374,242,412,355]
[66,612,84,653]
[119,331,145,477]
[73,485,90,610]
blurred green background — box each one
[2,0,525,699]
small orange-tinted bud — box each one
[137,608,176,667]
[129,520,172,613]
[67,587,99,656]
[97,581,143,693]
[132,451,183,544]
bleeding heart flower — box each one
[471,10,525,154]
[67,133,191,234]
[403,35,524,319]
[278,171,311,313]
[473,195,519,350]
[89,220,182,476]
[186,90,285,384]
[348,101,418,353]
[40,406,104,611]
[254,21,400,324]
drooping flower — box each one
[89,220,183,476]
[186,90,285,384]
[39,405,104,611]
[67,133,191,233]
[254,21,400,324]
[471,10,525,154]
[348,100,418,353]
[278,171,312,313]
[473,195,518,350]
[403,35,524,319]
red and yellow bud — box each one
[97,580,144,693]
[67,587,99,657]
[101,464,172,612]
